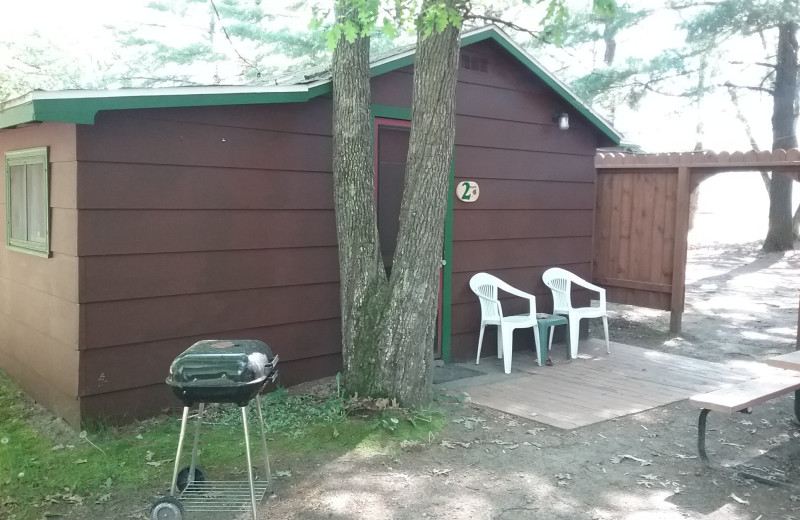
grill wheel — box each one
[150,496,184,520]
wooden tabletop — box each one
[767,351,800,371]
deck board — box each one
[446,339,789,429]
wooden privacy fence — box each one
[594,149,800,332]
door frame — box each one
[371,105,453,361]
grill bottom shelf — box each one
[179,480,270,512]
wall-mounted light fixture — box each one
[552,112,569,130]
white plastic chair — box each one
[469,273,542,374]
[542,267,609,359]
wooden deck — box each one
[439,338,789,429]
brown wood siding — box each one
[81,283,340,350]
[0,123,80,425]
[449,40,602,362]
[75,100,341,421]
[77,209,336,256]
[79,352,341,425]
[79,319,341,397]
[79,247,339,302]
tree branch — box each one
[209,0,262,77]
[666,1,719,9]
[728,60,776,69]
[722,81,774,95]
[463,14,550,44]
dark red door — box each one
[374,119,443,358]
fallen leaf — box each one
[730,493,749,505]
[74,459,87,465]
[610,454,652,466]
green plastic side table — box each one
[536,314,569,366]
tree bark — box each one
[331,0,463,406]
[764,20,798,252]
[375,0,462,406]
[330,2,390,396]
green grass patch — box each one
[0,373,446,520]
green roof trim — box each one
[0,25,621,144]
[0,85,331,130]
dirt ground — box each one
[23,236,800,519]
[244,240,800,520]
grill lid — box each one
[167,339,278,389]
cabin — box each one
[0,26,621,426]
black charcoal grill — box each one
[167,339,279,406]
[150,339,279,520]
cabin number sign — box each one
[456,181,479,203]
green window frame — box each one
[5,147,50,257]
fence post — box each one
[670,166,691,333]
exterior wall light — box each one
[552,112,569,130]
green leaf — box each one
[326,25,342,51]
[593,0,617,18]
[381,18,399,40]
[343,21,359,43]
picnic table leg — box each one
[795,390,800,423]
[698,408,710,464]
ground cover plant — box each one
[0,373,445,520]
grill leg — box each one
[255,394,272,489]
[187,402,205,488]
[242,405,258,520]
[698,408,710,465]
[170,406,191,496]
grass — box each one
[0,372,446,520]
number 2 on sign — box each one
[457,181,479,203]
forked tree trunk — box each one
[764,20,798,252]
[331,0,462,406]
[330,5,390,396]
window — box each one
[5,147,49,256]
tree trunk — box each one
[330,2,390,396]
[764,20,798,252]
[331,0,462,406]
[375,1,462,406]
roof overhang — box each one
[0,83,332,129]
[0,25,622,145]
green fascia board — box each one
[369,54,415,78]
[371,104,412,120]
[0,102,37,130]
[0,84,332,129]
